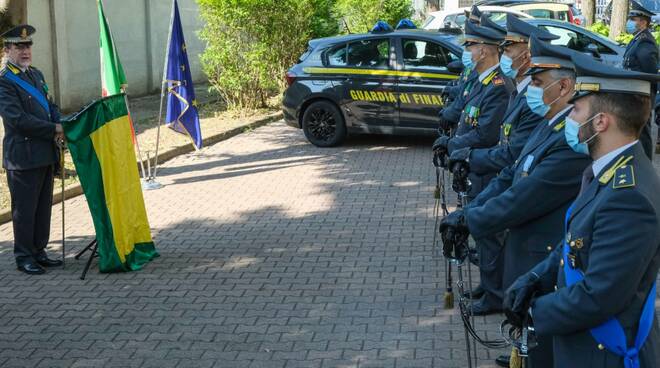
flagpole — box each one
[121,89,149,183]
[145,0,176,190]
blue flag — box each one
[165,0,202,149]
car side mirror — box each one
[585,43,601,59]
[447,60,464,74]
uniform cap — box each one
[525,34,581,75]
[1,24,35,45]
[462,19,505,46]
[570,51,660,102]
[501,14,559,46]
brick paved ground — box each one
[0,121,658,368]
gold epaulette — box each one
[599,155,633,185]
[553,120,566,132]
[482,70,498,85]
[6,63,19,74]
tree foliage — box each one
[335,0,414,34]
[197,0,413,110]
[590,21,660,45]
[198,0,313,109]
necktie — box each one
[579,165,594,195]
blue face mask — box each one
[462,50,474,70]
[500,52,524,79]
[565,114,601,155]
[525,80,560,117]
[626,20,638,34]
[500,54,518,79]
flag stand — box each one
[142,79,167,191]
[143,1,177,191]
[74,239,98,280]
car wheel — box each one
[302,101,346,147]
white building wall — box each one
[25,0,205,111]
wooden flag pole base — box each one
[74,239,98,280]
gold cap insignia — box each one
[20,28,28,39]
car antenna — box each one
[343,19,352,34]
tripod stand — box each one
[74,239,98,280]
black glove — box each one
[432,135,450,153]
[432,150,448,168]
[451,159,470,193]
[504,272,541,328]
[438,116,454,132]
[439,210,470,261]
[448,147,470,169]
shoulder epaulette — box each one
[612,164,636,189]
[482,70,498,85]
[599,155,633,185]
[553,120,566,132]
[6,63,19,75]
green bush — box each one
[589,21,660,45]
[198,0,313,109]
[335,0,413,34]
[311,0,340,39]
[197,0,414,110]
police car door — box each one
[396,37,460,133]
[340,37,398,132]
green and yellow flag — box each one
[63,94,158,273]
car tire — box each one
[301,100,346,147]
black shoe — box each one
[36,256,63,268]
[467,299,503,316]
[495,355,510,367]
[462,285,485,300]
[17,262,46,275]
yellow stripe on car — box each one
[303,67,459,80]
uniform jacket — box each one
[447,66,510,197]
[530,142,660,368]
[623,29,659,75]
[466,109,591,287]
[469,81,543,175]
[442,68,479,124]
[0,63,60,170]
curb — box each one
[0,112,283,225]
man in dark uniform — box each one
[444,15,559,317]
[438,5,483,129]
[440,36,592,367]
[432,17,511,200]
[504,52,660,368]
[0,24,63,274]
[622,1,658,160]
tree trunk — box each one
[425,0,441,12]
[610,0,629,40]
[582,0,596,27]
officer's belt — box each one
[3,71,51,118]
[563,203,656,368]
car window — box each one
[453,14,467,27]
[555,10,569,21]
[327,44,348,66]
[523,9,555,19]
[402,39,458,71]
[487,12,509,23]
[422,15,436,29]
[346,38,391,69]
[540,25,616,55]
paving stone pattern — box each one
[0,121,658,368]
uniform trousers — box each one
[7,165,54,266]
